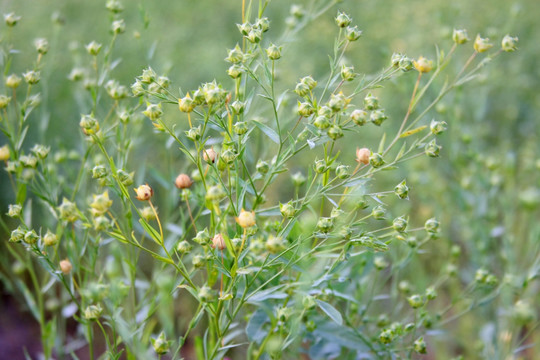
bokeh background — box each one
[1,0,539,358]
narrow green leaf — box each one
[377,132,386,153]
[400,125,427,138]
[316,299,343,325]
[253,119,280,144]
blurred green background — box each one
[1,0,539,358]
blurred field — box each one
[1,0,539,358]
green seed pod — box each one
[112,19,125,34]
[80,114,100,135]
[226,44,244,63]
[317,217,334,233]
[314,116,330,130]
[58,198,79,222]
[221,149,237,164]
[295,82,310,97]
[414,337,427,354]
[501,35,518,52]
[317,105,332,118]
[23,230,39,245]
[185,126,202,141]
[399,57,414,72]
[23,70,41,85]
[10,226,26,243]
[84,304,103,321]
[374,256,389,270]
[256,160,269,174]
[6,74,22,88]
[391,53,404,67]
[297,101,315,117]
[369,152,385,168]
[198,285,216,302]
[43,230,58,246]
[131,80,144,96]
[379,329,395,344]
[314,159,327,174]
[430,119,447,135]
[140,206,156,221]
[335,165,350,179]
[341,65,356,81]
[377,314,390,327]
[350,109,368,126]
[424,217,440,233]
[328,93,348,112]
[301,76,317,91]
[7,204,22,218]
[425,139,441,157]
[370,109,387,126]
[327,125,344,140]
[176,240,192,254]
[247,28,262,43]
[372,205,386,220]
[255,17,270,32]
[425,287,437,300]
[335,11,351,28]
[364,93,379,110]
[116,169,134,186]
[0,95,11,109]
[280,201,296,218]
[452,29,469,44]
[143,103,162,121]
[192,254,206,268]
[231,100,245,115]
[93,216,111,231]
[407,294,424,309]
[227,64,243,79]
[394,180,409,199]
[266,43,282,59]
[193,228,211,246]
[392,216,408,232]
[339,226,353,240]
[233,121,248,135]
[346,25,362,41]
[151,332,171,355]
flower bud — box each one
[203,148,218,163]
[31,144,50,160]
[112,19,125,34]
[192,254,206,268]
[295,82,310,97]
[211,233,226,250]
[370,109,388,126]
[176,240,192,254]
[185,126,201,141]
[399,57,414,72]
[314,159,327,173]
[131,80,144,96]
[106,0,124,13]
[335,11,351,28]
[372,205,386,220]
[140,206,156,222]
[58,198,79,222]
[175,173,193,189]
[0,95,10,109]
[393,216,408,232]
[236,209,256,228]
[374,256,389,270]
[317,217,334,233]
[225,44,244,64]
[414,337,427,354]
[291,172,306,187]
[237,22,252,35]
[328,92,348,112]
[20,155,38,168]
[266,235,285,253]
[474,34,493,53]
[452,29,469,44]
[425,139,441,157]
[23,230,39,245]
[391,53,404,67]
[302,295,316,309]
[134,184,153,201]
[407,294,424,309]
[8,204,22,218]
[6,74,22,88]
[227,64,243,79]
[43,230,58,246]
[233,121,248,135]
[335,165,350,179]
[394,180,409,199]
[178,94,195,113]
[425,286,437,300]
[92,165,107,179]
[300,76,317,91]
[341,65,356,81]
[255,17,270,32]
[9,227,26,243]
[346,26,362,41]
[356,148,370,165]
[60,259,73,274]
[230,100,245,115]
[84,304,103,321]
[86,41,102,56]
[317,105,332,118]
[297,101,315,117]
[350,109,368,126]
[379,329,395,344]
[247,28,262,43]
[221,149,237,164]
[205,185,225,202]
[430,119,447,135]
[279,201,296,218]
[143,103,162,120]
[424,218,439,233]
[314,116,330,130]
[256,160,269,174]
[90,191,113,216]
[191,229,210,247]
[364,93,379,110]
[327,125,344,140]
[23,70,40,85]
[79,114,100,136]
[198,285,215,302]
[151,332,171,355]
[117,169,134,186]
[4,13,21,27]
[413,56,433,73]
[369,152,385,168]
[501,35,518,52]
[34,38,49,54]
